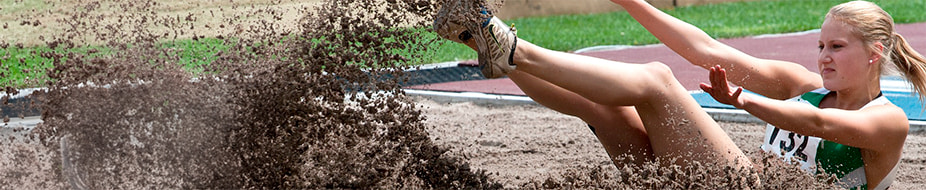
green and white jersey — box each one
[760,88,892,189]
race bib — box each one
[761,125,821,172]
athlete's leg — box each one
[513,39,751,167]
[452,36,656,165]
[508,70,654,166]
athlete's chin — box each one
[822,81,845,91]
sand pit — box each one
[1,95,924,188]
[1,0,924,188]
[416,97,926,189]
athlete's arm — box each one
[612,0,822,99]
[701,66,908,150]
[743,95,906,150]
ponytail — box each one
[890,33,926,101]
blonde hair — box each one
[827,1,926,101]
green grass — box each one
[159,38,233,74]
[0,39,226,88]
[3,0,926,88]
[0,46,54,87]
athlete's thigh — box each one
[585,105,654,167]
[632,70,750,168]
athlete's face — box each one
[817,19,878,91]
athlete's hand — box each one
[700,65,747,108]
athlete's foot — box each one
[466,6,517,79]
[434,0,516,79]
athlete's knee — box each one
[642,62,677,85]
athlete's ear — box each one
[870,41,885,64]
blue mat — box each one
[692,77,925,121]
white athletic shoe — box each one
[434,0,517,79]
[467,7,517,79]
[468,14,517,79]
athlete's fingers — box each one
[722,67,733,95]
[718,67,728,86]
[705,65,744,106]
[707,66,722,98]
[719,66,729,87]
[732,87,743,99]
[710,65,727,94]
[699,83,713,93]
[706,67,726,101]
[708,66,718,88]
